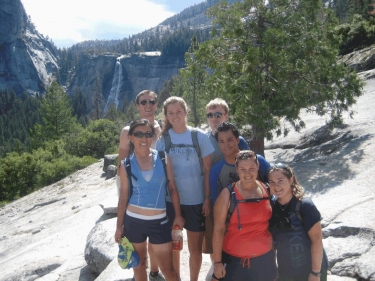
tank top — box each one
[223,182,273,259]
[127,150,167,210]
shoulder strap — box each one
[191,128,204,176]
[294,200,304,225]
[163,131,172,153]
[225,183,237,231]
[124,157,137,200]
[158,151,170,195]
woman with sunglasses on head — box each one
[268,164,329,281]
[211,150,277,281]
[156,96,214,281]
[115,119,184,281]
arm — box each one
[117,126,130,175]
[307,221,323,281]
[212,188,230,279]
[114,161,130,243]
[202,154,212,216]
[166,153,184,229]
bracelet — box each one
[213,261,222,264]
[205,195,212,200]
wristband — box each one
[205,195,212,200]
[213,261,222,264]
[310,270,321,277]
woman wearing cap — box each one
[211,150,277,281]
[115,119,184,281]
[268,163,329,281]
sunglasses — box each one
[140,99,156,106]
[206,112,224,119]
[132,131,154,138]
[269,163,293,176]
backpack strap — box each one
[163,131,172,153]
[191,128,204,176]
[163,128,204,176]
[158,151,170,196]
[225,183,237,232]
[294,200,304,225]
[124,156,138,200]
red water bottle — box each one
[172,225,183,251]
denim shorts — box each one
[123,213,172,244]
[166,201,206,232]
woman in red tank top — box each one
[211,150,277,281]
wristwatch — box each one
[311,270,321,277]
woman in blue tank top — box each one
[115,119,184,281]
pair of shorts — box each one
[123,213,171,244]
[220,250,277,281]
[166,201,206,232]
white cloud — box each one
[21,0,175,47]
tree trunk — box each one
[249,124,265,157]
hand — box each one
[213,262,226,279]
[202,198,211,216]
[173,215,185,230]
[114,228,124,244]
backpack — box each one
[124,151,169,200]
[225,182,277,231]
[163,128,204,176]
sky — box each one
[21,0,204,48]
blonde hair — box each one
[161,96,189,134]
[206,98,229,114]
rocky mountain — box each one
[0,73,374,280]
[0,0,58,96]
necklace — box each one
[238,181,259,198]
[278,201,291,211]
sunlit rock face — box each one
[0,0,58,96]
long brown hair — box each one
[161,96,189,135]
[268,164,305,200]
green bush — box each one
[337,15,375,55]
[64,119,121,158]
[0,142,96,202]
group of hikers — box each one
[113,90,329,281]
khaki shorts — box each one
[202,207,214,254]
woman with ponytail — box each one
[268,164,329,281]
[156,96,214,281]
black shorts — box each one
[220,250,277,281]
[123,213,172,244]
[166,201,205,232]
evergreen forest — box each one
[1,0,375,204]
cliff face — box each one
[0,0,58,96]
[67,52,185,111]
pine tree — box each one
[196,0,363,156]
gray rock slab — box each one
[84,217,118,274]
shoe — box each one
[149,271,166,281]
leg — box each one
[132,241,148,281]
[150,242,179,281]
[148,240,165,280]
[187,230,204,281]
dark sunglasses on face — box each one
[132,131,154,138]
[140,99,156,106]
[206,112,223,119]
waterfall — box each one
[104,57,123,113]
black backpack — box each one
[225,182,277,231]
[124,151,169,200]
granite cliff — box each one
[0,0,58,96]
